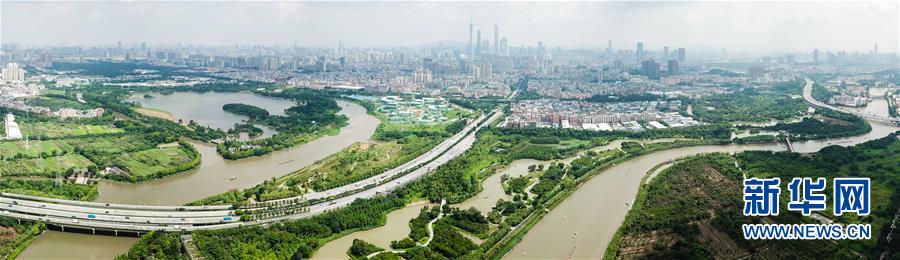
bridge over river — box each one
[803,79,900,125]
[0,110,502,235]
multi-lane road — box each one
[0,109,503,234]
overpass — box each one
[802,79,900,125]
[0,109,503,234]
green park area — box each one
[0,140,73,159]
[110,145,197,179]
[0,154,95,177]
[692,81,810,123]
[605,133,900,259]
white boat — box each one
[229,176,237,180]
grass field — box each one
[114,146,194,177]
[20,122,123,138]
[65,134,156,155]
[292,141,403,190]
[0,140,73,159]
[0,154,95,177]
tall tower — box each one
[494,24,499,55]
[607,40,612,54]
[636,42,644,63]
[476,30,482,55]
[468,19,474,56]
[663,46,669,61]
[813,49,819,64]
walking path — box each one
[366,199,446,258]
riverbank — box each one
[505,121,898,259]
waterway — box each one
[96,98,379,206]
[19,93,380,260]
[312,202,436,259]
[507,101,898,259]
[17,231,138,260]
[18,95,897,259]
[129,91,294,139]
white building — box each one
[4,113,23,140]
[2,63,26,82]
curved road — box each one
[803,78,900,124]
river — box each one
[506,98,898,259]
[18,93,380,260]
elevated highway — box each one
[0,108,503,234]
[802,79,900,125]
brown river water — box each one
[16,96,897,260]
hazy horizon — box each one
[1,1,898,53]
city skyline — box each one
[2,1,898,53]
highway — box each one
[802,78,900,125]
[0,108,503,233]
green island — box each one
[605,132,900,259]
[216,88,349,160]
[222,103,270,120]
[191,97,472,205]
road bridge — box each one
[0,109,503,234]
[802,79,900,125]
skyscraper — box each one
[641,59,660,79]
[663,46,669,62]
[636,42,644,63]
[813,49,819,64]
[607,40,612,55]
[667,60,679,75]
[493,24,499,55]
[874,44,878,54]
[476,30,482,55]
[468,20,474,56]
[500,38,508,56]
[677,48,686,62]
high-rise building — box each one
[476,30,482,55]
[667,60,679,75]
[663,46,669,62]
[641,59,660,79]
[493,24,499,55]
[2,63,26,82]
[813,49,819,64]
[500,38,508,56]
[468,20,474,56]
[607,40,612,54]
[636,42,644,63]
[677,48,686,62]
[874,44,878,54]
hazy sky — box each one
[2,1,897,53]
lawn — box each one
[288,141,404,191]
[113,146,194,177]
[0,140,73,159]
[0,154,95,177]
[65,134,156,155]
[20,122,123,138]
